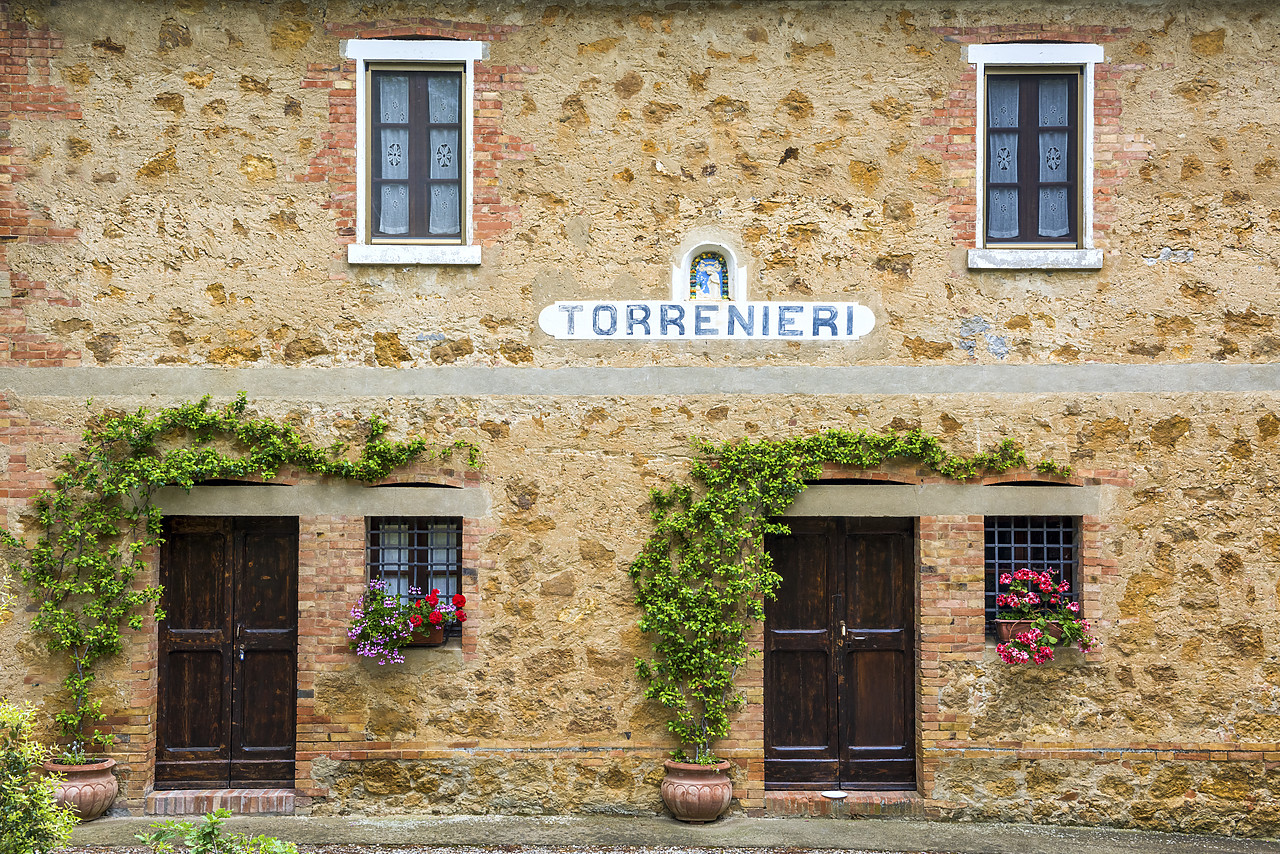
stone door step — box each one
[764,789,923,818]
[145,789,296,816]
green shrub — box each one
[0,699,78,854]
[137,808,297,854]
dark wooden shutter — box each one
[230,519,298,786]
[764,519,841,784]
[839,521,914,787]
[157,518,234,786]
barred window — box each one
[985,515,1077,633]
[367,516,462,600]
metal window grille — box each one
[985,515,1077,633]
[367,516,462,601]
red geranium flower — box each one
[452,593,466,607]
[428,611,443,625]
[456,610,467,623]
[409,614,423,627]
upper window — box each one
[342,39,485,265]
[985,73,1078,245]
[371,69,464,241]
[965,43,1103,270]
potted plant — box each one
[405,588,467,645]
[629,485,782,822]
[348,580,466,665]
[994,568,1098,664]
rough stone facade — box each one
[2,0,1280,838]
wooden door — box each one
[764,518,915,789]
[156,517,298,789]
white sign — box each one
[538,300,875,341]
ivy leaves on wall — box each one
[8,393,478,762]
[629,428,1069,764]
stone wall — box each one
[2,0,1280,836]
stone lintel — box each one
[785,484,1101,517]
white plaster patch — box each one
[1143,247,1195,265]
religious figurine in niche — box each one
[690,251,731,300]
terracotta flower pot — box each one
[407,625,445,646]
[995,619,1064,642]
[42,757,118,821]
[660,759,732,822]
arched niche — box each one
[671,238,747,302]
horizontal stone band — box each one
[0,363,1276,399]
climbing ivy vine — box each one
[7,394,478,763]
[629,428,1070,764]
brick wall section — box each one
[295,461,491,805]
[917,513,985,804]
[105,546,160,809]
[296,17,532,273]
[0,393,158,806]
[0,3,83,365]
[0,394,65,512]
[923,24,1151,250]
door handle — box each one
[839,620,847,637]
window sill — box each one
[348,243,482,266]
[967,248,1103,270]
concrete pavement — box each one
[68,813,1280,854]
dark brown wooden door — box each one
[156,517,298,789]
[764,518,915,789]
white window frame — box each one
[965,43,1104,271]
[342,39,487,266]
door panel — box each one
[766,518,916,790]
[230,520,298,786]
[157,519,233,786]
[157,517,297,789]
[764,519,839,784]
[841,526,914,787]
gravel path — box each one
[63,846,926,854]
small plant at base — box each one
[631,427,1070,764]
[0,700,77,854]
[137,809,297,854]
[12,394,480,762]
